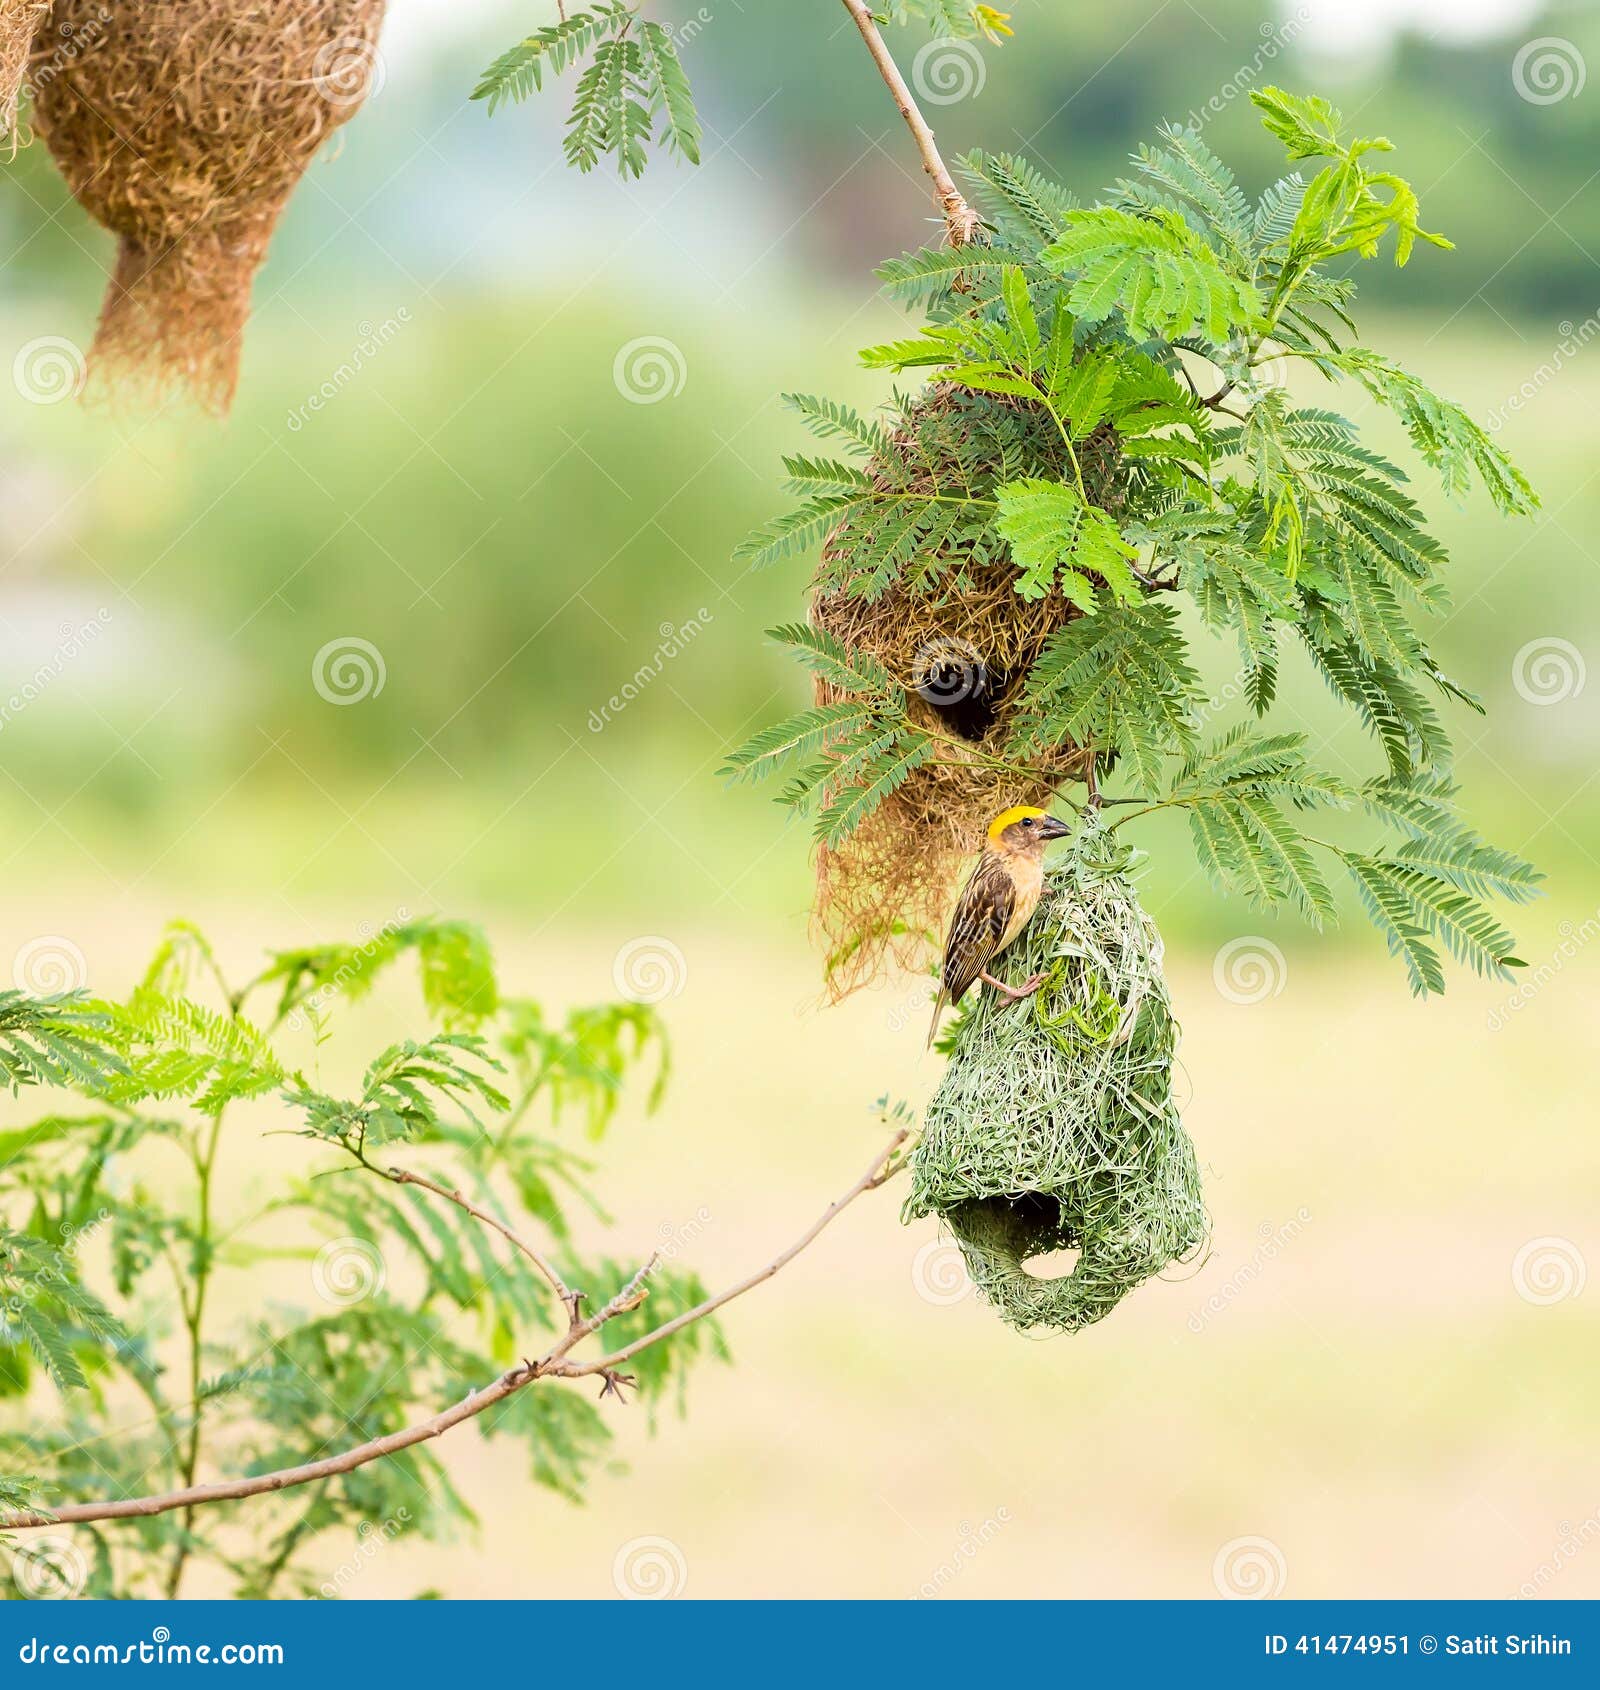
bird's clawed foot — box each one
[980,969,1046,1003]
[597,1368,637,1403]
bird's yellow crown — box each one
[986,804,1048,842]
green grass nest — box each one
[905,821,1208,1334]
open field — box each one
[7,897,1593,1601]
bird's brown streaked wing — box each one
[942,854,1016,1006]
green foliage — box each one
[0,918,718,1598]
[472,3,697,177]
[473,1,1000,178]
[730,92,1541,991]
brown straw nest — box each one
[31,0,387,414]
[0,2,47,137]
[810,390,1123,999]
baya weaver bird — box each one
[928,804,1073,1047]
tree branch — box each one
[383,1163,576,1316]
[1,1127,910,1530]
[838,0,979,247]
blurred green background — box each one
[1,0,1596,1599]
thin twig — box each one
[384,1164,576,1313]
[838,0,979,247]
[1,1128,910,1530]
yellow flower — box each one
[972,5,1014,43]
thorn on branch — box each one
[597,1369,637,1403]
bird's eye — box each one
[1022,817,1035,829]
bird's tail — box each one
[926,985,948,1051]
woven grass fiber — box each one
[905,820,1208,1333]
[31,0,386,414]
[809,388,1122,1000]
[0,1,47,136]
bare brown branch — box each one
[2,1127,910,1531]
[384,1163,575,1313]
[838,0,979,247]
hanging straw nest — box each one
[0,2,47,137]
[904,822,1208,1333]
[810,385,1124,998]
[30,0,386,414]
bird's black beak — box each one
[1039,815,1073,841]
